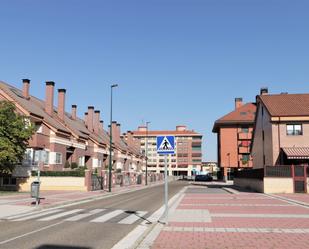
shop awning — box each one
[282,147,309,159]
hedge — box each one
[31,170,85,177]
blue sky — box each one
[1,0,309,161]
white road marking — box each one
[90,210,123,223]
[65,209,105,222]
[39,209,83,221]
[118,211,148,225]
[13,209,64,221]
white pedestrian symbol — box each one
[159,137,173,151]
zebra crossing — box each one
[4,208,149,225]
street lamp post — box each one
[109,84,118,193]
[227,153,231,181]
[145,121,151,186]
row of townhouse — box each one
[214,88,309,193]
[0,79,145,188]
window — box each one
[241,128,249,133]
[192,146,201,151]
[34,150,49,165]
[242,154,250,161]
[192,137,202,140]
[55,153,62,164]
[36,124,43,134]
[2,177,17,186]
[287,124,303,136]
[78,157,85,167]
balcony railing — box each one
[239,146,250,154]
[238,133,252,140]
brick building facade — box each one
[213,98,256,180]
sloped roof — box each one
[212,103,256,132]
[0,80,144,156]
[282,147,309,159]
[260,94,309,117]
[0,81,71,135]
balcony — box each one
[238,132,252,140]
[239,146,250,154]
[29,133,48,149]
[238,159,253,168]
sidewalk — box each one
[139,184,309,249]
[0,181,164,219]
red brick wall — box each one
[219,127,238,168]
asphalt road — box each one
[0,181,188,249]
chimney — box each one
[176,125,187,131]
[116,123,121,138]
[100,120,104,133]
[111,121,119,142]
[87,106,94,132]
[94,110,100,134]
[22,79,30,99]
[71,105,77,120]
[57,89,66,121]
[84,112,88,125]
[45,81,55,116]
[235,98,243,109]
[126,131,134,146]
[260,87,268,95]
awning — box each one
[282,147,309,159]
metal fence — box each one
[234,168,264,180]
[235,165,309,179]
[265,165,292,177]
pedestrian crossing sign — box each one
[157,136,175,154]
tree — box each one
[0,101,34,174]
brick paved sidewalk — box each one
[150,186,309,249]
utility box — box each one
[31,181,40,198]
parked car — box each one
[195,174,213,182]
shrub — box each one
[71,162,78,169]
[31,170,85,177]
[64,161,71,168]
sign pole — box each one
[156,135,174,225]
[164,154,169,225]
[36,165,40,207]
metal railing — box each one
[265,165,292,177]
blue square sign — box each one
[157,136,175,155]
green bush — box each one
[31,170,85,177]
[64,161,71,168]
[71,162,78,169]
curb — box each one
[265,194,309,208]
[133,186,188,249]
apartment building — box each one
[0,79,144,187]
[213,98,256,180]
[124,125,203,176]
[252,89,309,168]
